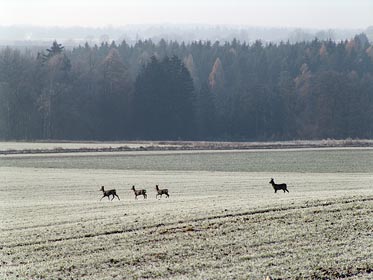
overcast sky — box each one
[0,0,372,29]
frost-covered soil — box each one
[1,139,373,155]
[0,141,178,154]
[0,149,372,279]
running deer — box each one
[131,185,147,199]
[100,186,120,201]
[269,178,289,193]
[155,184,169,199]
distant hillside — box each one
[0,24,370,47]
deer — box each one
[131,185,147,199]
[100,186,120,201]
[269,178,289,193]
[155,184,169,199]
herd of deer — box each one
[100,184,169,201]
[99,178,289,201]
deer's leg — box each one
[100,195,105,201]
[115,194,120,200]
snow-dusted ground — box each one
[1,139,373,154]
[1,149,372,279]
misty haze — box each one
[1,1,373,279]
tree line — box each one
[1,34,373,140]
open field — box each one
[0,148,373,279]
[1,139,373,155]
[0,141,179,154]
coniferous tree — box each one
[133,56,195,139]
[1,35,373,140]
[38,41,71,139]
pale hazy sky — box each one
[0,0,372,29]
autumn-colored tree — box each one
[1,35,373,140]
[208,57,224,91]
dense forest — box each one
[1,33,373,141]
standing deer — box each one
[131,185,147,199]
[269,178,289,193]
[100,186,120,201]
[155,185,169,199]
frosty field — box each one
[0,148,372,279]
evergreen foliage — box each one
[1,36,373,140]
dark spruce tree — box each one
[43,41,64,61]
[38,41,72,139]
[195,82,216,138]
[133,56,195,140]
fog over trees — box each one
[1,33,373,140]
[1,25,372,47]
